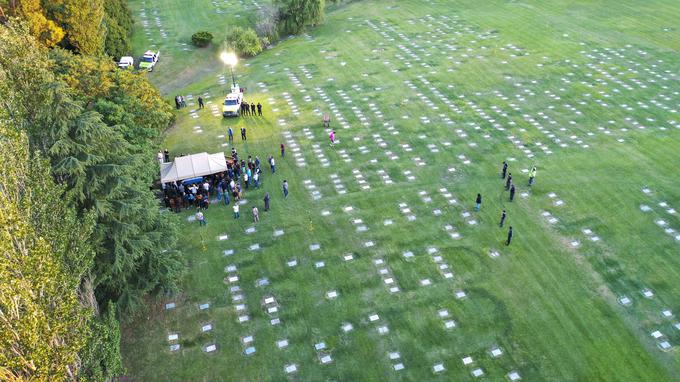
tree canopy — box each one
[0,14,180,382]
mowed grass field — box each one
[122,0,680,380]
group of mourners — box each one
[161,145,289,225]
[473,161,538,246]
[174,95,187,109]
[241,101,263,116]
[174,95,209,110]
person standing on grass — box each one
[280,143,285,158]
[233,203,240,219]
[506,226,513,246]
[329,130,336,145]
[241,127,247,141]
[196,210,206,226]
[174,95,180,109]
[257,102,262,116]
[252,206,260,223]
[528,166,537,186]
[505,173,513,190]
[223,183,230,205]
[253,171,260,189]
[509,184,516,201]
[228,127,234,142]
[264,192,270,211]
[475,193,482,211]
[198,96,204,109]
[251,102,256,116]
[499,209,507,227]
[283,180,289,198]
[269,155,276,173]
[501,161,508,179]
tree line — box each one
[0,1,183,380]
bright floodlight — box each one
[220,51,238,67]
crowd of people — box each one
[161,145,288,224]
[163,95,542,248]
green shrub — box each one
[226,27,262,57]
[191,31,213,47]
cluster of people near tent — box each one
[161,146,287,224]
[241,101,263,116]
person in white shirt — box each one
[233,204,240,219]
[195,210,206,226]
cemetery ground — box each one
[122,0,680,380]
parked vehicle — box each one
[117,56,134,69]
[139,50,160,71]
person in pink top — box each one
[329,130,336,145]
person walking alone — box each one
[499,209,507,227]
[475,193,482,211]
[506,226,513,246]
[280,143,285,158]
[263,192,270,211]
[252,206,259,223]
[269,156,276,173]
[198,96,204,109]
[241,127,247,141]
[282,180,289,198]
[228,127,234,142]
[233,203,240,219]
[528,166,537,186]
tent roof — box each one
[160,152,227,183]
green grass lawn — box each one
[122,0,680,380]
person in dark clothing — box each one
[506,226,513,246]
[475,193,482,211]
[505,173,513,190]
[499,210,506,227]
[174,95,180,109]
[251,103,256,116]
[257,102,262,116]
[228,127,233,142]
[509,184,516,201]
[198,97,204,109]
[241,127,247,141]
[164,149,170,162]
[264,192,270,211]
[501,161,508,179]
[280,143,285,158]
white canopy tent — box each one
[160,152,227,183]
